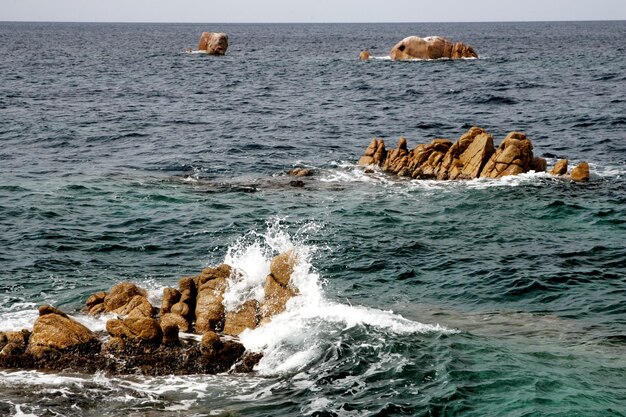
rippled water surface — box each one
[0,21,625,416]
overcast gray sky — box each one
[2,0,625,22]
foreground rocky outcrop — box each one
[0,252,299,375]
[197,32,229,55]
[389,36,478,60]
[358,127,589,182]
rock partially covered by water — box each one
[197,32,228,55]
[358,127,590,181]
[389,36,478,60]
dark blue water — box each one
[0,21,625,416]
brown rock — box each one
[390,36,478,60]
[531,157,547,172]
[0,330,30,355]
[160,287,180,316]
[106,317,162,344]
[570,162,590,182]
[85,291,107,310]
[270,250,297,286]
[260,274,296,324]
[38,304,68,318]
[178,276,196,294]
[223,299,260,336]
[200,331,223,353]
[195,265,231,333]
[480,132,535,178]
[114,295,155,318]
[103,282,147,313]
[29,309,99,355]
[197,32,228,55]
[161,323,180,347]
[550,159,568,176]
[170,301,191,319]
[359,50,371,60]
[102,336,125,353]
[160,313,191,333]
[457,131,495,179]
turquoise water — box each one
[0,21,625,416]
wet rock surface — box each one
[0,251,301,375]
[358,127,589,181]
[389,36,478,60]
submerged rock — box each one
[359,50,371,60]
[197,32,228,55]
[357,127,588,181]
[389,36,478,60]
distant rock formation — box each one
[197,32,228,55]
[389,36,478,60]
[358,127,589,181]
[0,252,300,375]
[359,50,371,60]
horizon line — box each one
[1,18,625,24]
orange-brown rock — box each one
[0,330,30,356]
[115,295,155,318]
[531,156,548,172]
[260,274,296,325]
[197,32,228,55]
[161,322,180,347]
[160,287,180,316]
[106,317,162,345]
[480,132,535,179]
[223,299,260,336]
[270,250,297,286]
[358,139,386,166]
[550,159,568,176]
[102,282,147,313]
[28,306,99,356]
[570,162,590,182]
[390,36,478,60]
[287,168,313,177]
[359,50,371,60]
[160,312,191,333]
[85,291,107,314]
[194,265,231,333]
[200,331,222,353]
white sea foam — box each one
[222,220,455,375]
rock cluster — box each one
[197,32,229,55]
[0,252,299,375]
[358,127,589,181]
[389,36,478,60]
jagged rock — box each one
[390,36,478,60]
[28,306,100,357]
[195,265,231,333]
[570,162,590,182]
[197,32,228,55]
[355,127,582,181]
[160,287,180,316]
[479,132,535,178]
[223,300,260,336]
[102,282,147,313]
[551,159,568,176]
[358,138,386,166]
[359,50,371,60]
[106,317,162,345]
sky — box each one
[2,0,626,23]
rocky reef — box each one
[197,32,229,55]
[0,251,299,375]
[389,36,478,60]
[358,127,589,182]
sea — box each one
[0,20,625,417]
